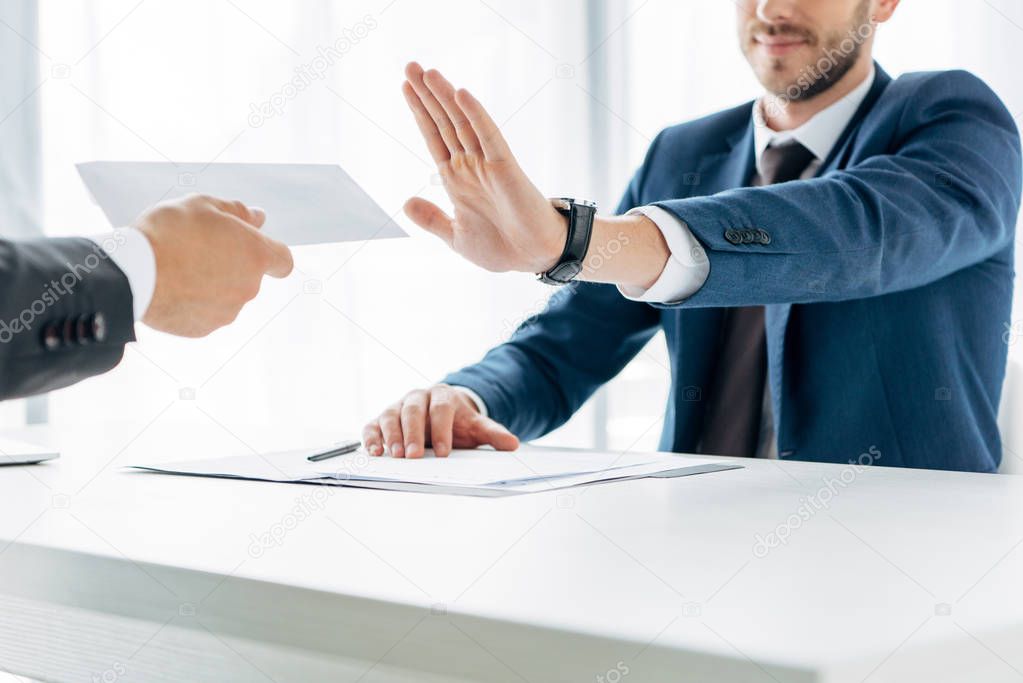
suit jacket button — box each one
[724,229,741,245]
[42,323,61,351]
[62,318,77,345]
[91,313,108,343]
[76,316,93,345]
[741,230,755,244]
[756,229,771,245]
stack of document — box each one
[131,447,740,497]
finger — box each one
[204,196,265,227]
[258,235,294,279]
[206,203,294,280]
[248,206,267,229]
[402,81,450,164]
[470,416,520,451]
[200,196,291,278]
[403,197,454,244]
[400,390,430,459]
[428,386,457,457]
[379,404,405,458]
[423,69,482,156]
[455,88,513,163]
[405,62,463,157]
[362,423,385,457]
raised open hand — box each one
[401,62,567,274]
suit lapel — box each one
[819,63,893,173]
[696,119,757,195]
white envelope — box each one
[77,161,406,246]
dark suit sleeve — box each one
[654,70,1022,308]
[0,237,136,400]
[443,169,662,441]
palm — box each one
[443,159,558,272]
[402,63,565,274]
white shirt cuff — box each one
[88,228,156,321]
[451,385,488,418]
[618,205,710,304]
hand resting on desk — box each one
[362,384,518,458]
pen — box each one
[306,440,361,462]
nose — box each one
[756,0,799,23]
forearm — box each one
[443,346,570,440]
[652,152,1019,307]
[577,214,670,289]
[443,281,661,439]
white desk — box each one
[1,421,1022,682]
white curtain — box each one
[0,1,41,241]
[0,1,44,429]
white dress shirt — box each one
[455,69,877,433]
[88,229,156,321]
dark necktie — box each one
[697,141,817,458]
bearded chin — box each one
[759,0,872,102]
[780,39,863,102]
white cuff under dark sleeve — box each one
[88,228,156,321]
[617,205,710,304]
[450,385,489,418]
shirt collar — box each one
[753,67,875,176]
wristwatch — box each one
[537,198,597,285]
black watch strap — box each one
[538,198,597,285]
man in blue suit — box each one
[364,0,1022,471]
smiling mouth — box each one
[754,35,810,56]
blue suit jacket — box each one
[446,65,1022,472]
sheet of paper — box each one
[314,449,675,486]
[0,436,59,465]
[131,449,327,482]
[130,447,741,496]
[77,161,406,246]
